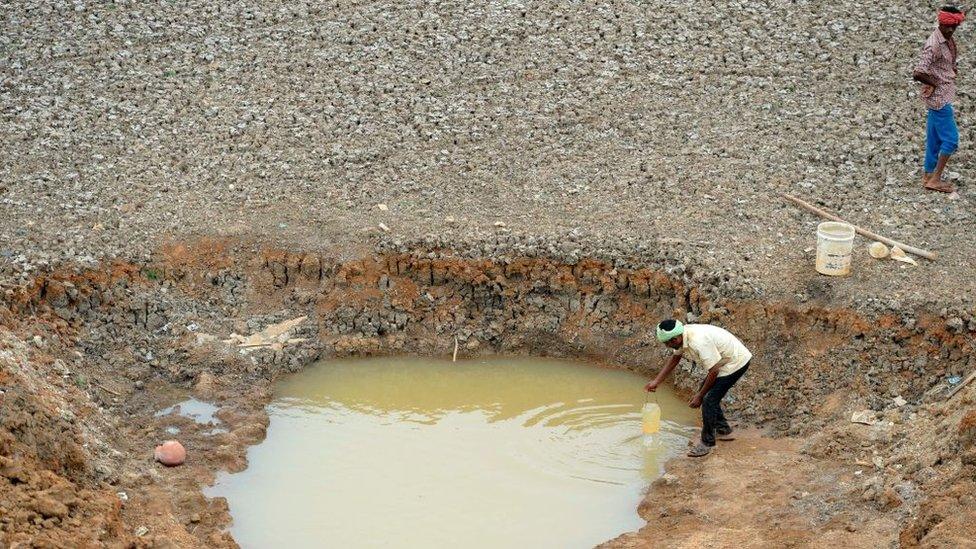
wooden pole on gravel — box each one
[781,193,937,261]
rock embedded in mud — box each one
[0,455,28,483]
[958,411,976,449]
[851,410,877,425]
[154,440,186,467]
[30,494,69,518]
[946,317,965,334]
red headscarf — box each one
[939,10,966,26]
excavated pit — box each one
[1,238,975,547]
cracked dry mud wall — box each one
[15,243,973,435]
[259,249,974,430]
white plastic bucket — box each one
[815,222,856,276]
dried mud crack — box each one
[1,238,974,548]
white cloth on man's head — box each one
[679,324,752,377]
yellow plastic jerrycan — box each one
[642,400,661,435]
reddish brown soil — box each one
[2,238,974,547]
[602,430,899,548]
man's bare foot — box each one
[923,173,933,186]
[924,175,956,193]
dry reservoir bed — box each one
[1,239,975,547]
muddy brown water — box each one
[206,357,697,548]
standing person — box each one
[914,6,965,194]
[644,320,751,458]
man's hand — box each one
[688,394,703,408]
[644,380,659,392]
[922,84,935,98]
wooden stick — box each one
[452,336,459,362]
[781,193,937,261]
[236,342,274,348]
[95,382,121,396]
[947,370,976,400]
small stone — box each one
[134,380,145,390]
[0,456,27,482]
[947,317,965,333]
[880,487,903,509]
[135,526,149,537]
[493,221,506,228]
[376,203,388,211]
[657,472,677,486]
[893,395,907,407]
[30,495,68,518]
[378,223,390,232]
[851,410,877,425]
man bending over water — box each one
[645,320,751,457]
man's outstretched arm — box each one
[645,351,682,392]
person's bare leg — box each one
[925,154,956,192]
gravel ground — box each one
[1,0,973,309]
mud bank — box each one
[2,238,974,547]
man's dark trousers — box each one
[700,362,749,447]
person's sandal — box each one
[687,443,712,457]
